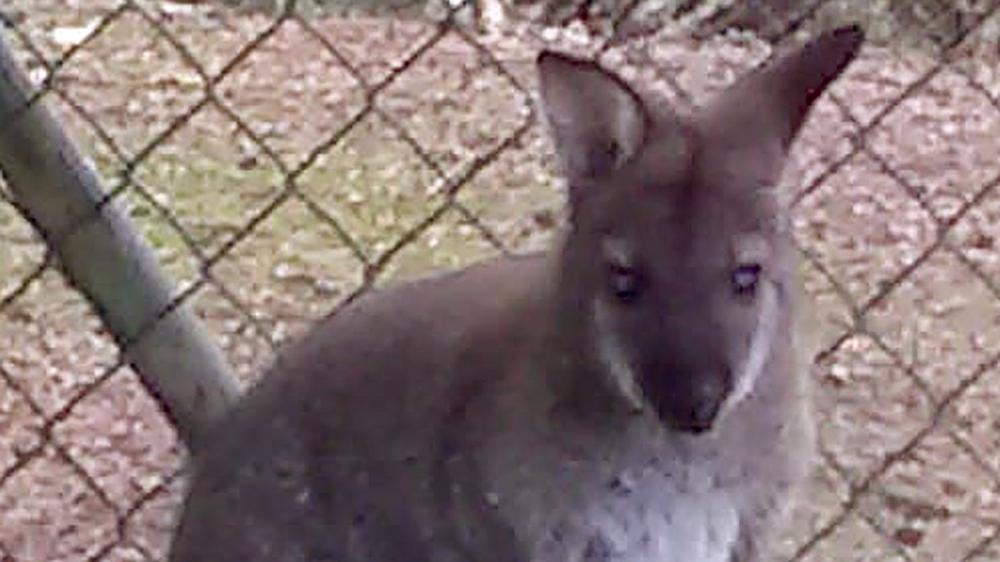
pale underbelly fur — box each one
[525,461,742,562]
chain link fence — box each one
[1,0,1000,560]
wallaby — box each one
[169,25,864,562]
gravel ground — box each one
[2,1,1000,561]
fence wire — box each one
[1,0,1000,560]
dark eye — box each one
[608,263,642,303]
[731,263,762,297]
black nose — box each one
[641,367,730,434]
[684,396,722,433]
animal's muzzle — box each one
[676,393,723,433]
[651,369,729,434]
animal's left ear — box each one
[703,24,865,152]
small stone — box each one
[894,527,924,547]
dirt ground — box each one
[2,1,1000,561]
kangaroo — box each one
[169,25,864,562]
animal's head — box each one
[538,26,863,433]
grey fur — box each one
[169,25,864,562]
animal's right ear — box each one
[536,51,648,183]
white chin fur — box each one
[592,298,646,413]
[717,282,780,424]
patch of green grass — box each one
[88,135,522,303]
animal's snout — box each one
[672,373,728,434]
[681,394,723,433]
[637,357,732,434]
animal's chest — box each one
[528,466,742,562]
